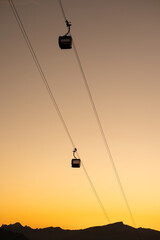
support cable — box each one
[58,0,137,229]
[8,0,111,224]
[8,0,75,148]
[73,40,136,228]
[81,161,110,222]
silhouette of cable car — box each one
[72,148,81,168]
[59,35,72,49]
[59,20,72,49]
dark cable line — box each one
[8,0,75,148]
[81,162,111,223]
[59,0,67,22]
[58,0,137,229]
[73,41,136,227]
[8,0,111,224]
[76,151,111,223]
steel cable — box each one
[58,0,137,229]
[8,0,111,224]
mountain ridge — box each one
[1,221,160,240]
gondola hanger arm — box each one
[65,20,72,36]
[73,148,77,159]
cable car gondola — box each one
[59,20,72,49]
[72,148,81,168]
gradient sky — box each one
[1,0,160,231]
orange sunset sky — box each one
[1,0,160,231]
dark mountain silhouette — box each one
[1,221,160,240]
[0,227,29,240]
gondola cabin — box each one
[72,158,81,168]
[59,35,72,49]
